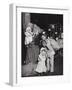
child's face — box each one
[41,51,46,56]
[25,27,33,36]
[26,27,32,33]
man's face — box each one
[41,35,46,40]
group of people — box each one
[35,32,61,73]
[23,22,63,76]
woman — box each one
[25,23,40,64]
[25,41,39,64]
[22,23,40,76]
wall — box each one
[0,0,72,89]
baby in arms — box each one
[25,26,34,45]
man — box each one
[41,32,55,72]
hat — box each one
[40,47,47,53]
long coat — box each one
[25,42,39,64]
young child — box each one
[25,26,34,45]
[35,47,47,73]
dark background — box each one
[31,13,63,30]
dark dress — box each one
[22,42,39,76]
[25,42,39,64]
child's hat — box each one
[40,47,47,53]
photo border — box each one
[9,4,70,86]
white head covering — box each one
[40,47,47,53]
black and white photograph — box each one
[9,4,70,86]
[21,12,63,77]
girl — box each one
[35,47,47,73]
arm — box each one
[38,55,41,61]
